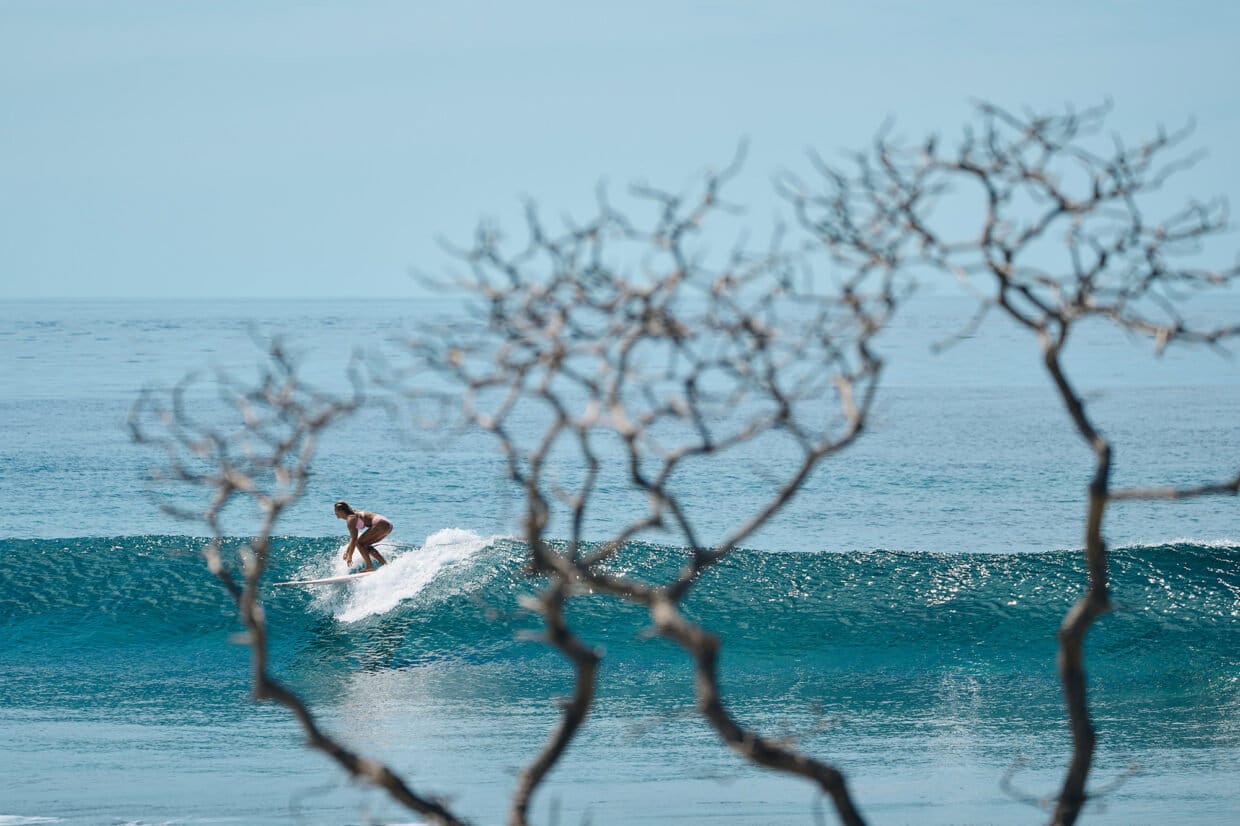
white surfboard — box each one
[273,569,378,587]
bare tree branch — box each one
[130,103,1235,826]
[1110,472,1240,501]
[790,100,1239,826]
[401,160,897,825]
[130,341,470,826]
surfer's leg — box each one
[358,543,387,568]
[356,523,392,569]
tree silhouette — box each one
[782,100,1239,825]
[132,103,1238,826]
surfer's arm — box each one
[342,520,360,562]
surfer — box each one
[334,501,392,571]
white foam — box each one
[331,528,494,622]
[1125,537,1240,551]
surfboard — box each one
[273,570,378,587]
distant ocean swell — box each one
[3,532,1237,748]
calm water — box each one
[1,297,1237,825]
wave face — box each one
[3,532,1237,748]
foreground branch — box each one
[789,100,1240,826]
[131,342,470,826]
[411,159,899,824]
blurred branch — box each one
[1110,471,1240,501]
[403,159,897,826]
[130,341,469,826]
[128,102,1237,826]
[788,100,1239,826]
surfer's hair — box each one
[334,501,354,515]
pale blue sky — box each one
[3,0,1239,298]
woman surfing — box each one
[334,501,392,571]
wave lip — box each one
[325,527,499,623]
[1,535,1237,750]
[2,536,1236,668]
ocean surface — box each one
[1,297,1238,825]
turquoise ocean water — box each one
[1,298,1238,824]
